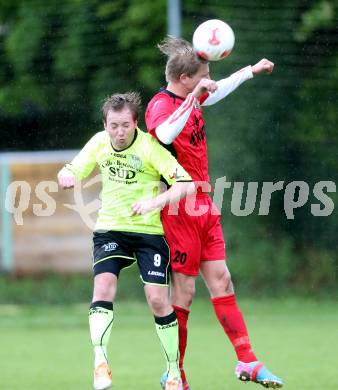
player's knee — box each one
[224,277,234,294]
[147,293,168,314]
[210,269,233,295]
[93,276,116,301]
[172,283,195,307]
[223,267,231,281]
[185,283,196,304]
[216,269,232,292]
[221,269,234,294]
[93,285,114,301]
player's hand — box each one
[191,78,218,98]
[132,199,158,215]
[252,59,274,75]
[57,167,75,189]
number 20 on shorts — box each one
[173,250,187,265]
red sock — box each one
[211,294,257,363]
[173,305,190,382]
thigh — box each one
[134,234,170,285]
[92,231,136,277]
[162,205,202,276]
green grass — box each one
[1,298,338,390]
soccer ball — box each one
[192,19,235,61]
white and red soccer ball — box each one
[193,19,235,61]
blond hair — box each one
[158,36,207,82]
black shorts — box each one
[92,230,170,285]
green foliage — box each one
[294,1,336,41]
[0,2,50,113]
[5,4,46,74]
[229,235,295,293]
[0,74,49,113]
[0,0,167,145]
[53,3,94,79]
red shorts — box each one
[161,193,226,276]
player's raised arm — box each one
[202,59,274,107]
[154,78,217,145]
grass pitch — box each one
[1,298,337,390]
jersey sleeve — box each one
[148,137,192,185]
[201,66,253,106]
[145,97,175,137]
[146,94,196,144]
[65,133,99,180]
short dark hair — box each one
[102,92,142,122]
[158,36,207,82]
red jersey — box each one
[145,89,210,183]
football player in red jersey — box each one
[145,37,283,390]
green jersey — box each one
[65,128,191,234]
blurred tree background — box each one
[0,0,337,296]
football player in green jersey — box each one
[58,92,195,390]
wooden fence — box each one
[0,151,101,273]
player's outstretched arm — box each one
[132,181,195,215]
[202,59,274,107]
[202,66,253,106]
[57,167,76,189]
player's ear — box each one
[180,73,190,85]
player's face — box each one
[104,107,137,150]
[186,63,210,91]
